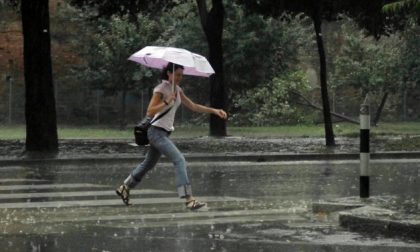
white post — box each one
[360,94,370,198]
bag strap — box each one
[149,88,178,124]
[149,105,173,124]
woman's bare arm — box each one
[146,92,169,117]
[180,91,227,119]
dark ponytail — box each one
[161,62,184,80]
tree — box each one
[383,0,420,20]
[311,1,335,146]
[69,0,180,21]
[196,0,227,136]
[233,70,311,126]
[70,0,228,135]
[330,20,404,125]
[21,0,58,152]
[79,14,160,128]
[339,0,416,124]
[237,0,414,142]
[237,0,336,146]
[222,4,313,93]
[154,2,313,126]
[382,0,419,120]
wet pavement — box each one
[0,157,420,251]
[2,135,418,160]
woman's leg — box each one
[116,144,161,205]
[151,135,204,209]
[148,127,191,198]
[118,127,204,209]
[123,145,161,189]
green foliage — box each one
[156,0,205,50]
[62,1,419,126]
[78,14,161,95]
[147,2,314,106]
[330,19,405,94]
[232,70,311,126]
[153,0,210,102]
[383,0,420,24]
[330,17,419,100]
[399,25,420,89]
[223,4,313,92]
[68,0,182,20]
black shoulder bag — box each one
[134,107,172,146]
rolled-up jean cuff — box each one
[177,184,192,198]
[124,174,139,189]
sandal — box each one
[185,199,206,210]
[115,184,131,206]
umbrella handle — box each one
[172,63,175,93]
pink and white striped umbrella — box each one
[128,46,214,77]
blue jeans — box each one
[124,126,192,198]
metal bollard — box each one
[360,94,370,198]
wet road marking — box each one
[0,196,248,209]
[48,208,307,223]
[0,183,107,191]
[0,179,49,183]
[0,189,176,200]
[97,215,307,229]
[0,179,250,210]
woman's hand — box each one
[179,91,227,119]
[213,109,227,120]
[164,92,177,105]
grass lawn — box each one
[0,122,419,140]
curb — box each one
[339,206,420,242]
[313,198,420,242]
[1,152,420,166]
[312,202,365,213]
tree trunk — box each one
[373,92,388,126]
[196,0,227,137]
[21,0,58,152]
[312,5,335,146]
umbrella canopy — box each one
[128,46,215,77]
